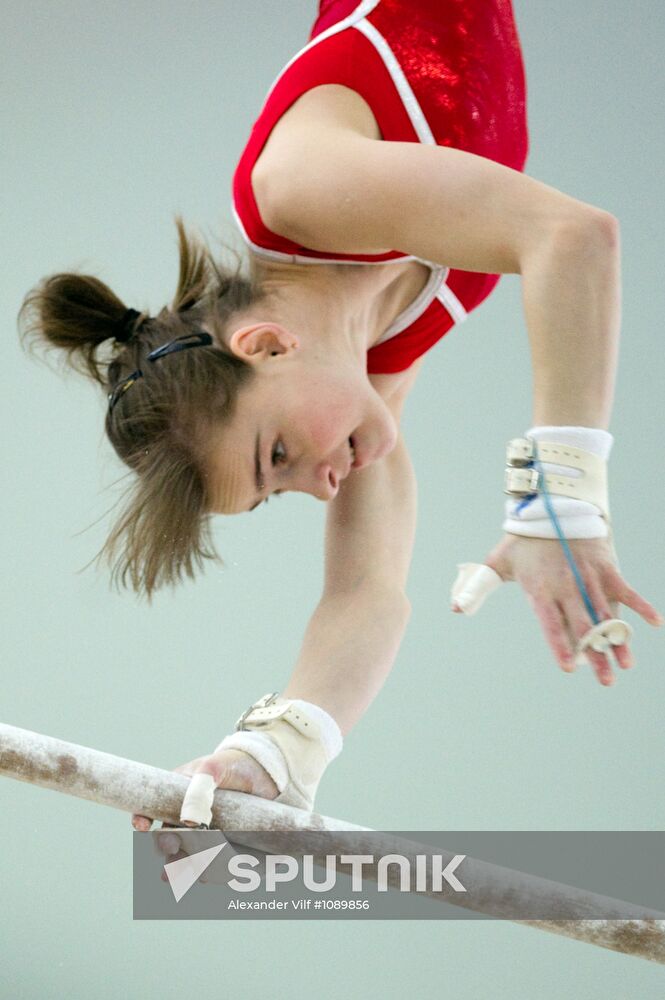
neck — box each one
[246,258,383,366]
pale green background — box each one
[2,1,664,996]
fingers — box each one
[600,565,664,626]
[132,814,153,832]
[526,591,576,673]
[583,576,633,671]
[561,595,616,686]
[157,827,183,858]
[527,570,631,684]
[524,549,649,684]
[155,825,201,871]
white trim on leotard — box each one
[231,203,421,267]
[436,284,469,324]
[232,0,465,344]
[353,18,436,145]
[372,263,449,345]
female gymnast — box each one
[19,0,662,833]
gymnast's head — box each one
[18,217,396,598]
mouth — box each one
[348,434,369,471]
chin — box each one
[350,417,398,471]
[374,414,399,462]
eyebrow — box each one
[248,431,264,512]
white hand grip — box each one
[575,618,633,667]
[451,563,503,616]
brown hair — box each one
[18,216,266,599]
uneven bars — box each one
[1,722,663,965]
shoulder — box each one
[251,84,381,238]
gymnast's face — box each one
[205,322,397,513]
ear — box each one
[228,323,299,362]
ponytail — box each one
[18,216,264,598]
[17,270,145,385]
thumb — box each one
[179,768,218,828]
[450,562,504,616]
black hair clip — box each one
[107,330,213,415]
[146,331,213,363]
[107,369,144,412]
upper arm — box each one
[258,125,600,275]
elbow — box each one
[592,210,620,250]
[551,207,620,257]
[519,205,619,275]
[360,585,412,627]
[358,584,411,633]
[375,584,412,616]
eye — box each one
[271,440,287,466]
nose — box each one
[313,460,340,500]
[291,460,341,501]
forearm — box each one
[521,214,621,429]
[282,434,417,736]
[323,431,418,593]
[282,587,411,737]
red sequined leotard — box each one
[232,0,529,374]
